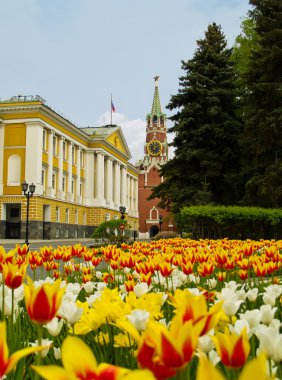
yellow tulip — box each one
[32,335,156,380]
[0,321,48,378]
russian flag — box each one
[111,100,116,113]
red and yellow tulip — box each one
[24,278,65,325]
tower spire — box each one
[151,75,162,116]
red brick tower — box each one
[137,76,175,238]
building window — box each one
[52,174,56,189]
[105,214,110,221]
[43,130,47,151]
[75,229,78,238]
[65,208,69,223]
[65,228,69,238]
[80,183,82,196]
[71,180,74,194]
[75,209,78,224]
[55,228,60,238]
[62,177,65,192]
[53,136,57,156]
[55,206,60,222]
[63,141,67,160]
[41,170,45,186]
[72,146,75,164]
[80,150,84,167]
[83,230,86,238]
[114,215,118,220]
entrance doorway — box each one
[43,205,51,240]
[149,225,159,238]
[4,204,21,239]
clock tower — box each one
[137,76,174,238]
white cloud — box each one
[97,111,175,165]
[97,112,146,164]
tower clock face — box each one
[148,141,162,156]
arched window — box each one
[7,154,21,186]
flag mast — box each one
[111,93,112,125]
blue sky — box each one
[0,0,250,162]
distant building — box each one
[0,95,139,240]
[136,78,175,238]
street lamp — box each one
[159,215,163,232]
[21,181,36,246]
[119,206,126,220]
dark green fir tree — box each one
[243,0,282,207]
[149,23,243,212]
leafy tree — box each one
[231,17,260,80]
[243,0,282,207]
[92,219,129,244]
[149,23,243,212]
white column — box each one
[67,142,73,202]
[57,136,64,199]
[134,178,138,217]
[46,130,55,197]
[95,152,105,202]
[0,121,5,195]
[84,151,95,205]
[105,156,113,206]
[121,165,127,208]
[75,147,81,203]
[130,176,134,213]
[113,161,120,206]
[24,122,45,195]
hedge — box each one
[179,205,282,240]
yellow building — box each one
[0,95,139,240]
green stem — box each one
[10,289,15,349]
[34,324,43,380]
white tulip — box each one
[96,282,107,291]
[198,333,214,353]
[260,304,277,324]
[134,283,149,298]
[222,300,243,317]
[45,317,64,337]
[126,309,150,331]
[239,309,261,329]
[123,267,131,274]
[246,288,258,302]
[83,281,94,294]
[207,278,217,289]
[208,349,221,366]
[256,326,282,362]
[53,347,61,360]
[262,292,276,306]
[95,271,102,279]
[59,300,83,325]
[30,339,52,358]
[230,319,251,336]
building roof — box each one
[147,76,166,118]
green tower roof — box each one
[148,75,166,118]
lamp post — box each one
[119,206,126,220]
[159,215,163,232]
[119,206,126,240]
[21,181,36,246]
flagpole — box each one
[110,93,112,125]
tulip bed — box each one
[0,238,282,380]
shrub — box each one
[179,205,282,239]
[151,231,179,240]
[92,219,130,244]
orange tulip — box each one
[212,328,250,368]
[137,319,199,379]
[197,262,214,277]
[24,278,65,325]
[2,262,27,289]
